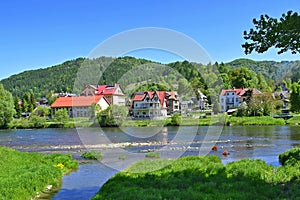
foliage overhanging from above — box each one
[243,10,300,55]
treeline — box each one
[1,56,300,101]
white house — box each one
[132,91,168,119]
[51,95,110,118]
[219,88,262,112]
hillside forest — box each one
[1,56,300,116]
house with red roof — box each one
[219,88,262,112]
[132,91,168,119]
[81,84,125,106]
[50,95,110,118]
[165,91,180,114]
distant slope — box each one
[1,57,300,98]
[226,58,300,81]
[1,58,84,98]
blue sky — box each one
[0,0,299,80]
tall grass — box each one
[0,146,78,200]
[226,116,286,126]
[93,148,300,200]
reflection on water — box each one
[0,126,300,199]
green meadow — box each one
[93,148,300,200]
[0,146,78,200]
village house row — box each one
[51,84,183,119]
[51,84,287,119]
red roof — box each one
[95,84,123,95]
[51,95,106,108]
[220,88,262,96]
[132,91,167,108]
[156,91,166,107]
[133,92,146,101]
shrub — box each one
[169,113,182,126]
[145,151,160,158]
[28,115,46,128]
[279,147,300,166]
[81,151,102,160]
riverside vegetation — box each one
[0,146,78,200]
[6,112,299,129]
[93,148,300,200]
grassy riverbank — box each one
[0,146,78,200]
[93,148,300,200]
[6,114,300,129]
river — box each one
[0,126,300,199]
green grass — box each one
[226,116,286,126]
[8,114,299,129]
[9,117,93,129]
[145,151,160,158]
[0,146,78,200]
[81,151,102,160]
[286,114,300,125]
[93,148,300,200]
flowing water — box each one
[0,126,300,199]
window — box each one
[236,98,238,102]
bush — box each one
[81,151,102,160]
[279,147,300,166]
[28,115,46,128]
[169,113,182,126]
[145,152,160,158]
[97,105,128,127]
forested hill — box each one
[1,56,300,98]
[225,58,300,82]
[0,56,154,98]
[1,58,85,98]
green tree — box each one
[0,84,15,128]
[97,105,128,127]
[22,92,36,113]
[243,11,300,55]
[178,78,190,96]
[247,93,275,116]
[212,101,220,114]
[170,113,182,126]
[14,96,22,118]
[290,82,300,113]
[229,67,258,89]
[257,73,271,92]
[54,109,70,123]
[28,115,46,128]
[33,106,50,117]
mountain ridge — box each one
[1,57,300,98]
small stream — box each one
[0,126,300,199]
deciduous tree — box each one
[243,11,300,55]
[290,82,300,113]
[0,84,15,128]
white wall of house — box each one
[97,97,110,110]
[112,95,126,106]
[132,93,167,119]
[219,91,240,112]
